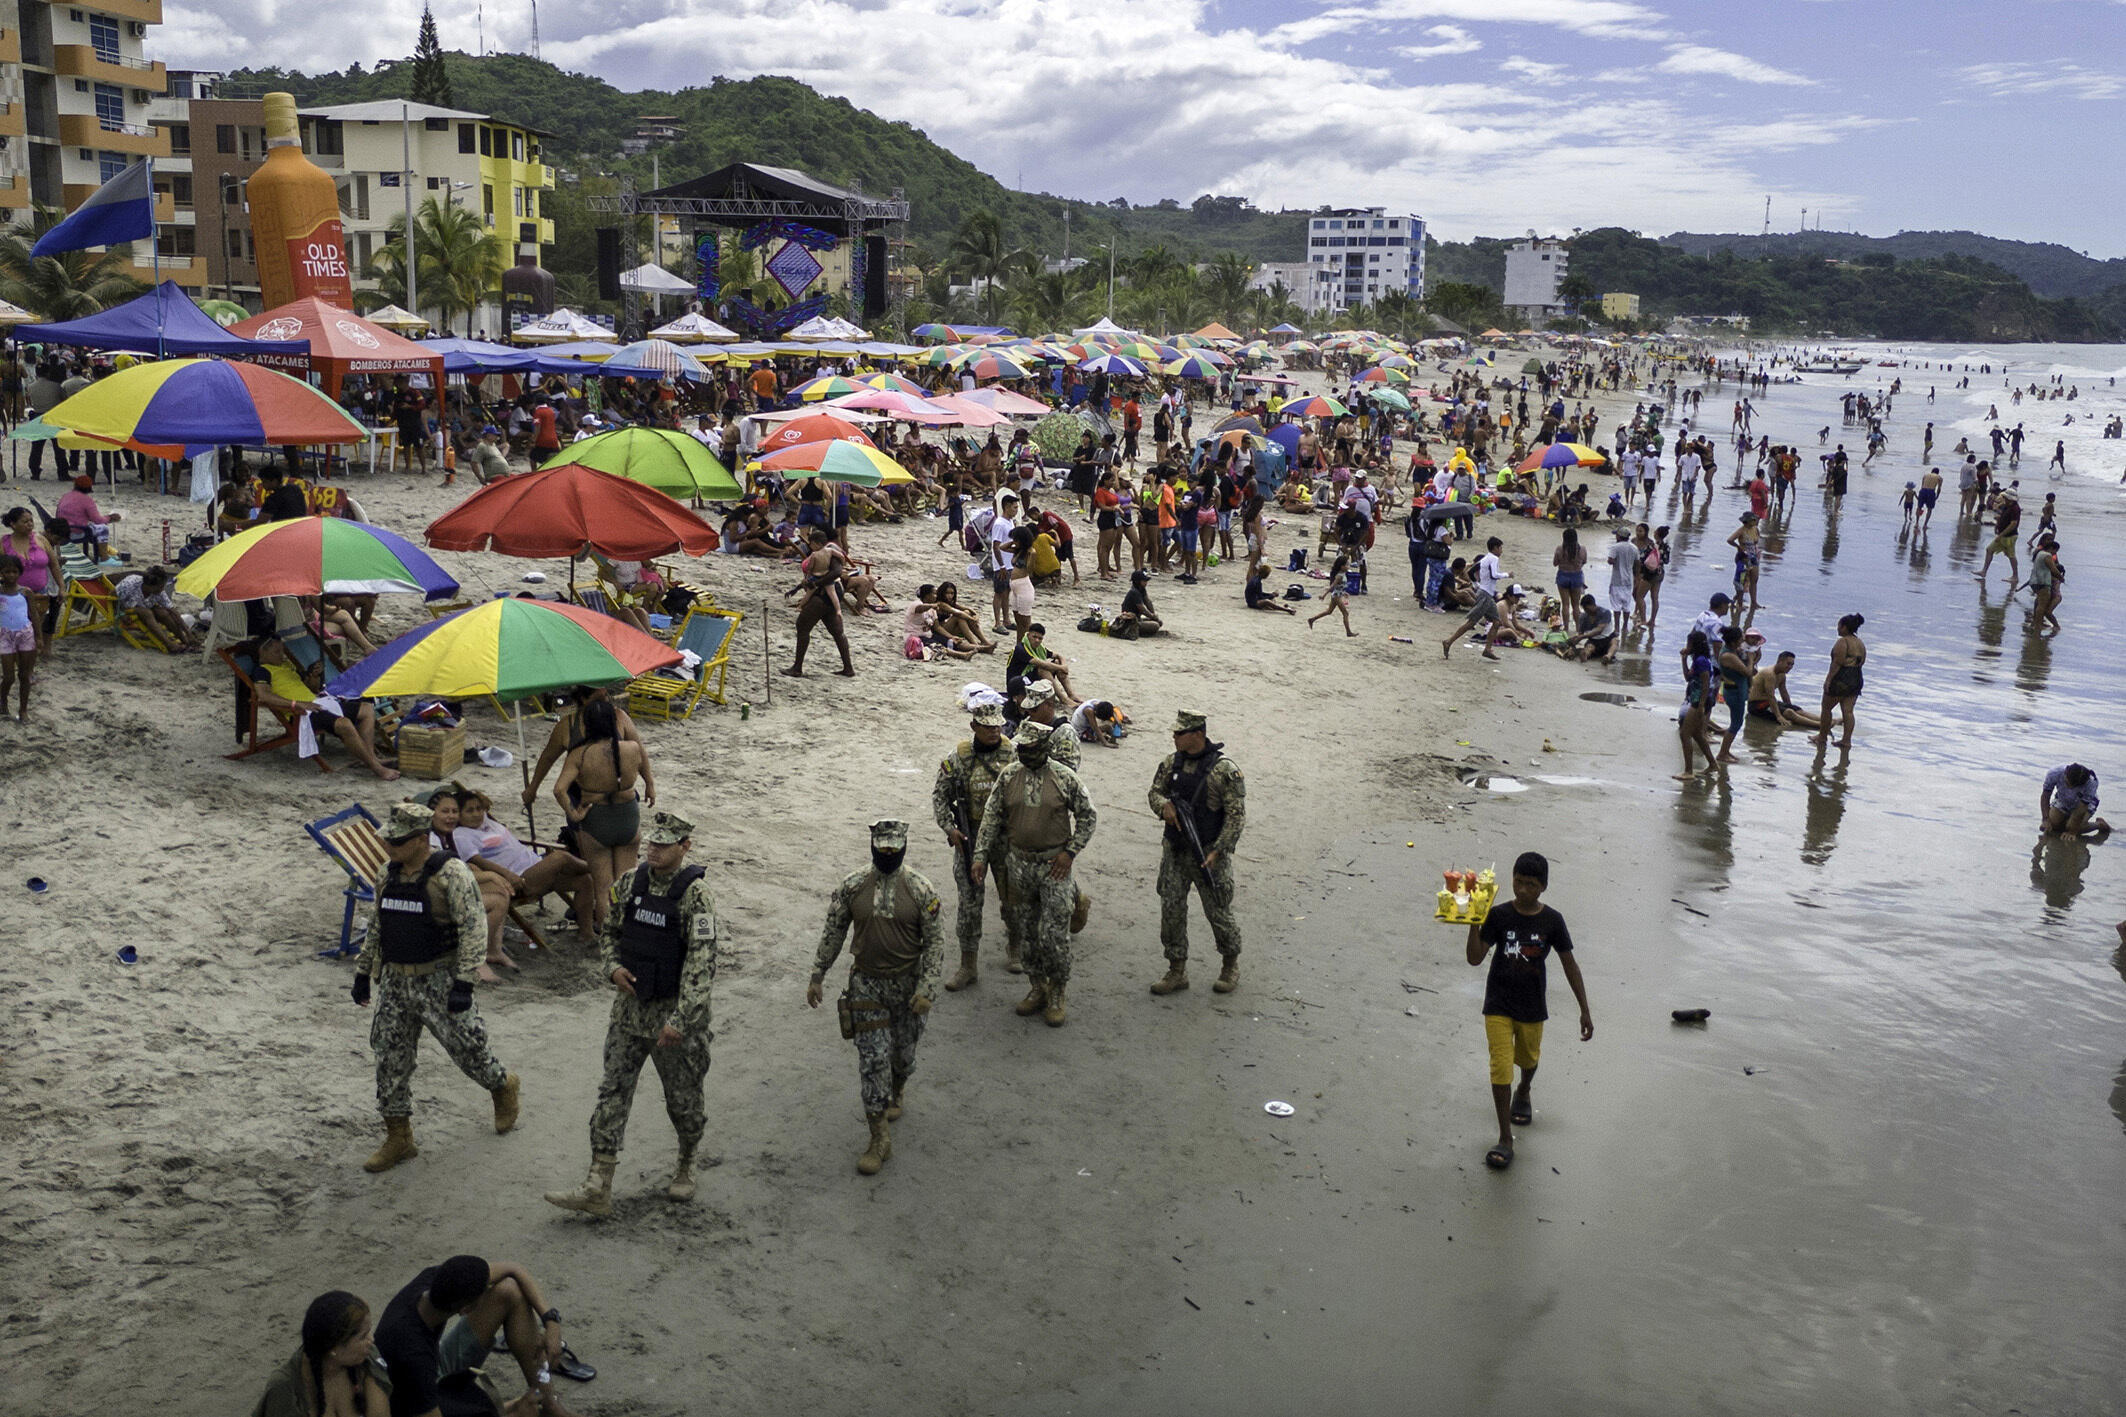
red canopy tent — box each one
[228,297,446,396]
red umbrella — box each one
[426,461,720,559]
[757,413,877,452]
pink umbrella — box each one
[922,394,1011,427]
[947,386,1049,417]
[827,388,959,424]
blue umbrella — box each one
[1078,353,1147,377]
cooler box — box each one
[396,723,465,780]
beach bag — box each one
[1113,618,1140,641]
[661,586,699,619]
[1285,548,1307,571]
[1076,614,1106,635]
[904,634,929,661]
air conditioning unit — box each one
[131,90,149,104]
[127,21,148,36]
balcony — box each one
[53,45,168,91]
[0,102,23,138]
[76,0,164,22]
[132,254,206,288]
[58,112,172,157]
[64,183,177,223]
[0,174,27,210]
[0,28,19,65]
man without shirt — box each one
[1747,651,1820,730]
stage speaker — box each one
[595,228,623,300]
[863,235,888,320]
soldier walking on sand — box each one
[973,722,1098,1025]
[933,701,1019,990]
[546,809,718,1218]
[807,820,946,1175]
[1148,711,1248,996]
[352,802,520,1173]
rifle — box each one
[951,792,975,879]
[1172,795,1226,908]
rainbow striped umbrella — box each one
[1078,352,1146,376]
[954,349,1032,381]
[1164,354,1222,380]
[755,439,915,486]
[41,357,369,447]
[1359,366,1410,385]
[919,345,966,367]
[911,323,963,342]
[790,374,868,401]
[327,599,681,705]
[858,371,930,394]
[1282,394,1349,418]
[176,516,460,602]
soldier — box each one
[972,721,1098,1026]
[1148,710,1248,996]
[807,820,947,1175]
[1017,679,1082,769]
[932,701,1018,990]
[351,802,520,1173]
[546,809,718,1218]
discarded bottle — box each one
[740,702,751,721]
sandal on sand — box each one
[1484,1144,1514,1171]
[1510,1100,1532,1127]
[555,1347,596,1382]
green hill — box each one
[1658,230,2126,301]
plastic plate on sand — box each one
[1264,1101,1296,1117]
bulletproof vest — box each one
[1005,765,1072,852]
[1164,749,1226,851]
[615,865,705,1001]
[377,852,456,965]
[958,740,1008,827]
[850,870,924,977]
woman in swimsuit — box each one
[932,580,995,650]
[1713,624,1756,764]
[781,526,855,677]
[4,507,58,662]
[1676,628,1720,780]
[1551,527,1587,636]
[1726,511,1764,615]
[555,697,653,933]
[1811,612,1867,752]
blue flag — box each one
[31,160,154,259]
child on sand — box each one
[1465,851,1592,1171]
[1307,554,1358,635]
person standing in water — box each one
[1811,613,1867,752]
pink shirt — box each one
[55,489,109,527]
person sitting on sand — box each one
[1560,594,1615,663]
[1244,561,1295,613]
[250,1289,391,1417]
[1111,569,1163,636]
[2040,763,2110,838]
[1007,623,1082,707]
[245,635,399,781]
[452,787,593,934]
[426,786,518,982]
[931,580,996,651]
[1070,698,1127,748]
[1747,652,1821,730]
[114,567,200,652]
[372,1255,584,1417]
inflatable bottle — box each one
[247,92,352,308]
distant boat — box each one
[1798,361,1863,374]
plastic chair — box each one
[625,608,742,721]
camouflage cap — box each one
[645,809,695,845]
[869,818,910,850]
[385,801,434,841]
[970,702,1006,727]
[1020,679,1058,708]
[1014,722,1055,753]
[1171,710,1208,735]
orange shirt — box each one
[750,367,778,399]
[1156,485,1177,529]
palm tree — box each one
[947,208,1031,321]
[0,210,149,320]
[367,197,507,335]
[1129,244,1182,286]
[1008,266,1096,334]
[1200,251,1255,327]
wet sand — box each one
[4,354,2122,1415]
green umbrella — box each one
[1521,358,1545,374]
[565,426,740,501]
[1363,387,1412,412]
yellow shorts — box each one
[1484,1015,1544,1085]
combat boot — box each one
[363,1117,419,1173]
[544,1154,618,1218]
[857,1114,892,1175]
[1004,940,1025,974]
[1213,958,1240,994]
[1014,978,1048,1016]
[666,1147,698,1202]
[886,1083,906,1122]
[491,1073,521,1134]
[1071,889,1092,935]
[1043,982,1068,1027]
[944,953,978,992]
[1150,964,1189,995]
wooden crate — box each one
[396,723,465,780]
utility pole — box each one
[1760,194,1771,258]
[1062,210,1070,268]
[1107,242,1114,320]
[529,0,540,60]
[402,102,416,322]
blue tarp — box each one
[420,338,606,378]
[15,281,304,359]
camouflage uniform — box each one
[815,855,946,1116]
[1148,740,1247,966]
[587,860,718,1157]
[931,716,1016,957]
[973,730,1097,989]
[355,849,506,1118]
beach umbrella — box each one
[1164,354,1222,380]
[827,388,965,424]
[1194,348,1235,367]
[955,349,1032,381]
[566,426,742,500]
[647,311,740,344]
[911,324,962,342]
[790,374,868,402]
[1212,414,1265,438]
[1363,387,1412,413]
[1281,395,1349,418]
[364,303,431,333]
[176,516,460,603]
[1078,352,1146,376]
[1522,358,1545,374]
[600,339,711,381]
[1374,352,1411,368]
[757,412,878,453]
[913,394,1009,427]
[946,386,1049,417]
[0,297,35,326]
[1515,441,1607,473]
[426,462,721,559]
[1286,339,1320,353]
[326,600,681,711]
[41,358,369,448]
[857,371,930,395]
[1267,423,1304,460]
[918,345,966,367]
[755,439,914,486]
[1358,366,1409,385]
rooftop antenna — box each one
[529,0,540,60]
[1760,194,1771,256]
[477,2,484,55]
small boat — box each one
[1797,361,1863,374]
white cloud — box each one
[1656,44,1813,85]
[1395,24,1482,59]
[161,0,1860,240]
[1954,61,2124,101]
[1269,0,1665,48]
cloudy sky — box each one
[168,0,2126,254]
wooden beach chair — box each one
[218,644,330,772]
[625,607,742,722]
[305,802,555,961]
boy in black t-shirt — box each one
[1465,851,1593,1171]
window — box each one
[168,122,190,155]
[1387,236,1405,246]
[1367,236,1386,246]
[74,80,90,93]
[168,173,191,207]
[1327,220,1341,229]
[459,122,475,154]
[89,14,120,59]
[512,132,524,161]
[1388,220,1399,229]
[425,176,440,190]
[478,127,491,157]
[98,150,127,183]
[424,116,448,131]
[312,121,341,157]
[226,227,244,260]
[513,186,524,217]
[69,8,85,21]
[1327,237,1344,247]
[1372,220,1384,229]
[1309,237,1326,247]
[156,227,196,258]
[519,221,536,244]
[482,184,494,219]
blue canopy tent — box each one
[14,281,305,359]
[420,337,605,379]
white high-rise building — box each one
[1503,237,1571,321]
[1305,207,1425,312]
[1248,259,1335,316]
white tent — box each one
[1072,316,1138,338]
[648,311,740,344]
[784,315,843,341]
[513,308,614,344]
[618,263,696,295]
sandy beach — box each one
[5,352,2122,1416]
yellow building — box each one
[1601,292,1641,321]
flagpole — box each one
[149,156,163,360]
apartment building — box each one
[1304,207,1426,312]
[1503,237,1571,322]
[1,0,172,231]
[1248,259,1335,316]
